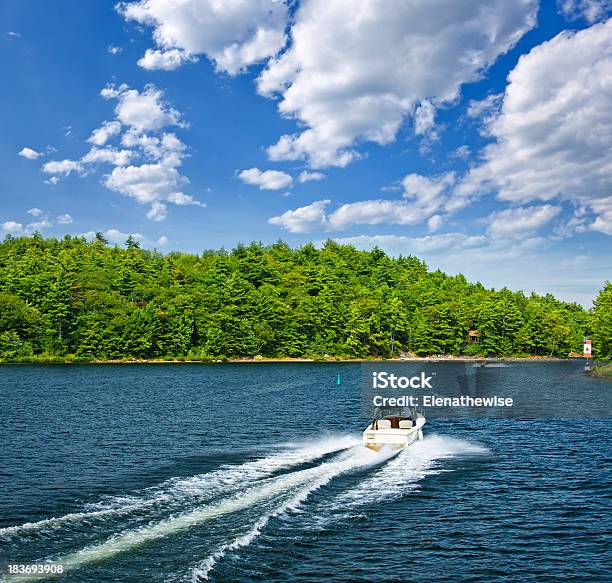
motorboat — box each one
[362,408,425,451]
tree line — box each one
[0,234,609,361]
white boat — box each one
[362,410,425,451]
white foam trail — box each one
[334,434,489,508]
[0,435,358,541]
[189,446,398,581]
[6,445,386,583]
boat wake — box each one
[0,434,358,541]
[0,435,487,582]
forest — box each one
[0,234,609,361]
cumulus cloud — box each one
[105,163,187,205]
[466,93,503,119]
[157,235,169,246]
[486,205,562,239]
[57,214,73,224]
[82,147,135,166]
[146,201,168,221]
[42,159,83,177]
[238,167,293,190]
[269,172,456,233]
[259,0,537,167]
[137,48,197,70]
[43,83,203,221]
[268,199,331,233]
[27,208,43,217]
[1,221,23,234]
[27,219,52,231]
[333,233,488,256]
[167,192,205,206]
[19,147,43,160]
[558,0,612,22]
[327,200,430,230]
[87,121,122,146]
[453,20,612,235]
[101,83,183,133]
[298,171,326,183]
[414,100,436,136]
[108,45,122,55]
[102,127,201,218]
[118,0,288,74]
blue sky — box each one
[1,0,611,306]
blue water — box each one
[0,363,610,582]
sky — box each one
[1,0,611,306]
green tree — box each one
[591,282,612,358]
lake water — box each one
[0,362,610,582]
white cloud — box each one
[120,132,186,167]
[558,0,612,22]
[167,192,206,206]
[118,0,288,75]
[101,84,183,133]
[466,93,503,119]
[157,235,169,246]
[103,141,203,218]
[268,199,331,233]
[333,233,488,256]
[57,214,73,224]
[87,121,122,146]
[402,172,456,212]
[27,219,52,231]
[452,145,471,160]
[45,83,203,221]
[103,229,145,245]
[487,205,562,239]
[42,159,83,176]
[427,215,443,232]
[108,45,122,55]
[269,171,456,233]
[238,167,293,190]
[259,0,537,167]
[147,201,168,222]
[298,171,326,183]
[45,176,60,185]
[1,221,23,234]
[82,147,135,166]
[137,48,197,70]
[453,20,612,234]
[27,208,43,217]
[19,147,43,160]
[105,162,187,205]
[414,100,436,136]
[327,199,430,230]
[7,31,20,38]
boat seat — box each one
[376,419,391,429]
[399,420,413,429]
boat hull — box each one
[362,417,425,450]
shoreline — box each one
[0,355,587,365]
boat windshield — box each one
[372,406,412,420]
